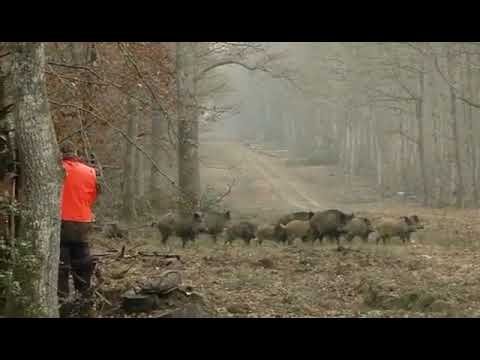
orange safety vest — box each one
[61,158,97,222]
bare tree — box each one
[176,42,200,215]
[7,42,63,317]
[121,97,138,223]
[175,42,295,214]
[150,106,176,211]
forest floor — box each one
[91,138,480,318]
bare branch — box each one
[48,60,154,109]
[0,104,14,119]
[458,95,480,110]
[58,117,100,144]
[45,71,109,87]
[117,43,180,149]
[215,178,236,204]
[376,104,412,115]
[380,60,423,74]
[385,129,418,145]
[196,52,302,91]
[389,68,419,100]
[197,59,270,81]
[405,42,431,58]
[49,101,181,191]
[48,61,103,80]
[117,42,172,120]
[409,42,480,110]
[367,86,417,102]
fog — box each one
[201,42,480,208]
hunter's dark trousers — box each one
[58,221,95,300]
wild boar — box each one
[274,211,315,243]
[154,211,206,248]
[342,217,374,243]
[309,209,354,245]
[375,215,423,245]
[279,219,314,245]
[204,210,231,244]
[225,221,258,246]
[256,223,276,245]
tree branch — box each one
[197,59,269,81]
[49,101,186,196]
[58,117,100,144]
[48,61,103,80]
[117,42,177,144]
[408,42,480,110]
[215,178,236,204]
[389,68,419,100]
[458,95,480,110]
[385,129,419,145]
[367,86,417,102]
[196,56,302,91]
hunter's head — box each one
[60,140,78,158]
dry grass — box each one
[91,141,480,317]
[93,213,480,318]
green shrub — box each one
[0,239,43,316]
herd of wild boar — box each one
[151,208,424,248]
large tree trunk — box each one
[68,42,83,65]
[287,117,297,158]
[8,42,63,317]
[294,98,316,157]
[399,117,408,191]
[176,42,200,216]
[416,96,429,206]
[0,46,16,246]
[78,42,96,161]
[432,105,444,206]
[446,48,465,208]
[417,68,431,206]
[421,55,440,207]
[121,101,138,223]
[369,106,384,194]
[345,119,354,188]
[465,52,478,206]
[150,107,174,211]
[135,146,144,198]
[450,87,464,207]
[437,98,449,206]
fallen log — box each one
[92,251,181,262]
[137,251,180,260]
[119,245,126,259]
[110,263,136,279]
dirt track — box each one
[200,140,365,217]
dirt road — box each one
[200,139,380,219]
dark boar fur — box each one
[154,211,206,248]
[225,221,258,246]
[342,217,374,243]
[309,209,354,245]
[204,210,231,244]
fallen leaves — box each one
[91,205,480,318]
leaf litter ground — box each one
[91,205,480,318]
